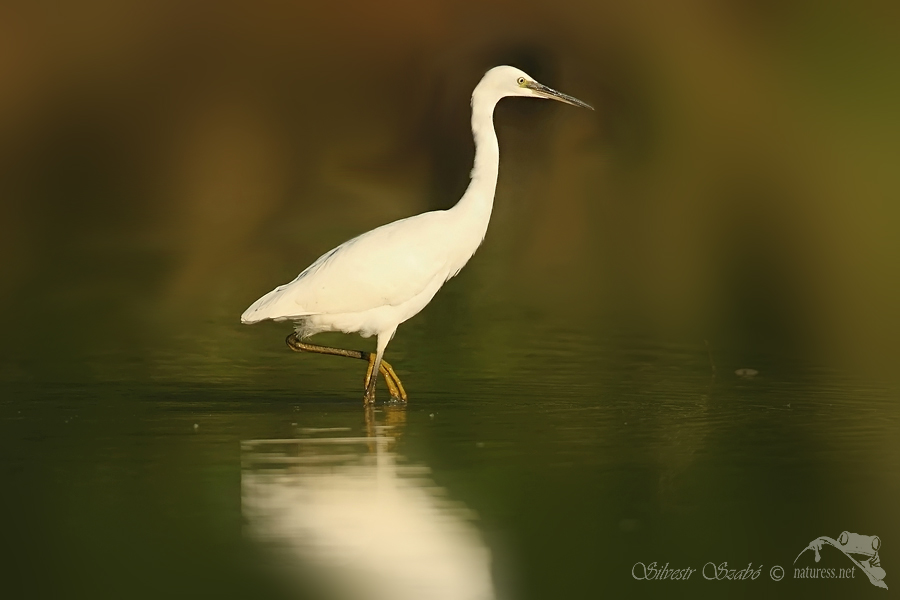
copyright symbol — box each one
[770,565,784,581]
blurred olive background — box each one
[2,0,900,381]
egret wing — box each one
[241,211,451,322]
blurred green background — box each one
[2,0,900,381]
[1,2,899,599]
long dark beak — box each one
[526,81,594,110]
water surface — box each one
[2,314,897,599]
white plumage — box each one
[241,210,465,338]
[241,65,592,402]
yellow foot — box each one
[380,359,408,402]
[362,355,409,403]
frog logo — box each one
[794,531,886,589]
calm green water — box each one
[1,304,897,600]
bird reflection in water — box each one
[241,408,496,600]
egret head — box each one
[476,65,593,110]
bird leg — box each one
[285,333,408,403]
[363,358,379,405]
[363,353,402,400]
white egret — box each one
[241,65,592,404]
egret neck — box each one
[448,83,502,255]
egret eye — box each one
[517,77,526,86]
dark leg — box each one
[363,354,379,404]
[285,333,408,403]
